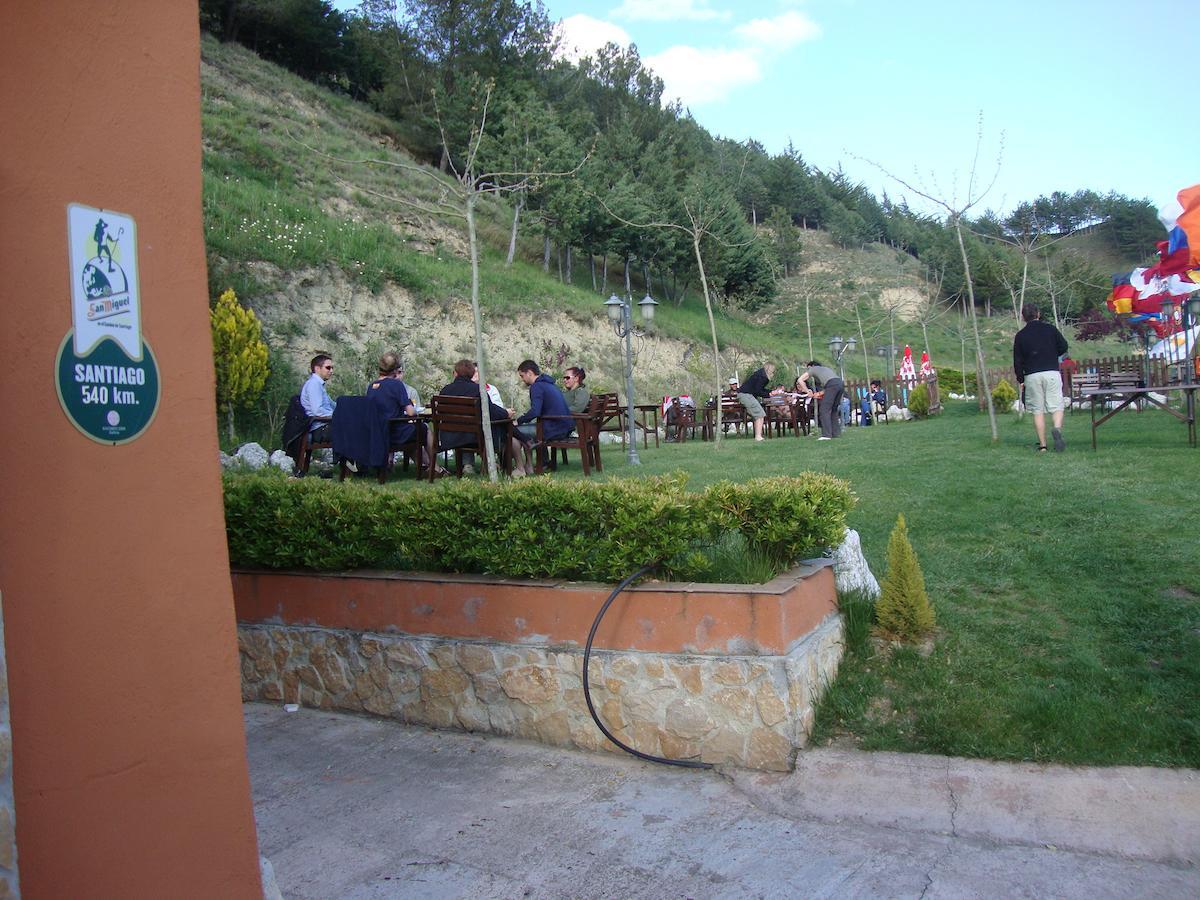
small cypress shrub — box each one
[875,514,935,641]
[992,378,1018,411]
[907,383,931,418]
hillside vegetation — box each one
[200,36,1139,444]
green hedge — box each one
[224,470,856,582]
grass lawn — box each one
[422,398,1198,768]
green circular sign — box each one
[55,332,160,445]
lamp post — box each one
[605,292,657,465]
[828,335,856,381]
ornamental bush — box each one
[907,383,931,418]
[874,513,935,641]
[223,470,855,583]
[991,378,1018,410]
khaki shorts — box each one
[737,393,765,419]
[1022,370,1063,414]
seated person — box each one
[300,352,336,442]
[870,380,888,412]
[393,360,421,411]
[437,359,523,475]
[561,366,591,414]
[366,351,442,474]
[508,359,573,472]
[662,395,696,441]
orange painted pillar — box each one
[0,3,262,896]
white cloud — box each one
[554,14,633,63]
[611,0,731,24]
[645,46,762,106]
[733,11,821,50]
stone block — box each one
[470,671,506,705]
[455,701,491,733]
[359,637,383,658]
[659,729,699,762]
[755,681,788,727]
[387,669,420,698]
[429,644,458,669]
[747,727,793,772]
[712,687,755,724]
[609,655,639,679]
[421,667,470,699]
[500,665,560,705]
[488,704,517,735]
[261,682,283,702]
[711,661,748,685]
[669,662,702,695]
[361,688,394,717]
[309,645,351,694]
[600,698,625,730]
[642,659,665,679]
[532,710,571,746]
[664,698,714,740]
[296,664,323,691]
[699,729,747,766]
[456,643,497,675]
[385,640,429,670]
[282,670,300,704]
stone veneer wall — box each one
[238,613,843,772]
[0,599,19,898]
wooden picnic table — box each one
[1084,384,1198,449]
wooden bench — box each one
[1072,370,1144,413]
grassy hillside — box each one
[200,37,1135,443]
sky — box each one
[540,0,1198,217]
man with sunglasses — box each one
[301,353,337,443]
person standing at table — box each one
[738,362,777,442]
[1013,303,1069,452]
[797,360,845,440]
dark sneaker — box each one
[1051,428,1065,452]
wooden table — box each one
[633,404,661,449]
[1084,385,1197,449]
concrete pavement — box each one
[245,704,1199,898]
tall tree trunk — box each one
[952,216,998,441]
[856,306,869,382]
[543,232,551,273]
[590,254,596,291]
[556,245,563,282]
[623,257,631,295]
[565,245,572,285]
[226,406,235,444]
[504,190,524,267]
[600,254,608,294]
[466,192,500,482]
[642,263,651,295]
[805,291,813,361]
[692,231,724,449]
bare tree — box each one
[293,83,590,480]
[854,118,1005,441]
[589,176,755,448]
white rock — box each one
[219,451,236,470]
[831,529,880,599]
[269,449,294,472]
[234,442,269,470]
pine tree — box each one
[875,514,935,641]
[211,288,269,442]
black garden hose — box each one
[582,566,713,770]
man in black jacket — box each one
[1013,304,1069,452]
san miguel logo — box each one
[58,204,159,444]
[68,204,142,359]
